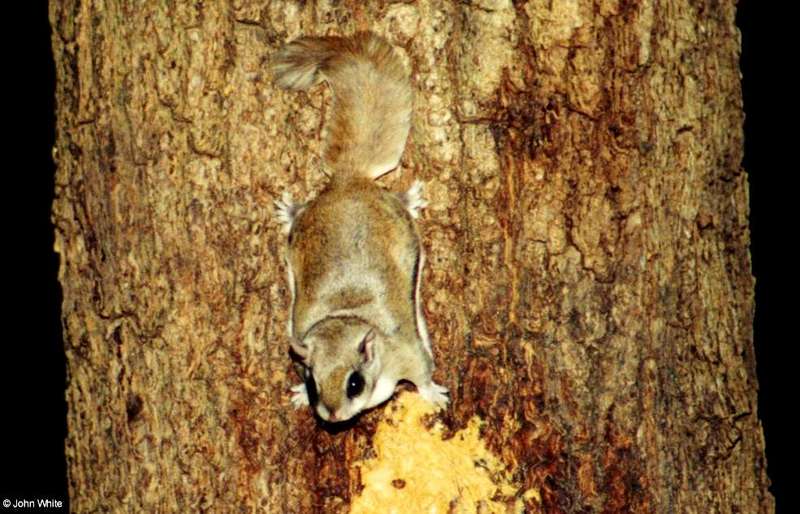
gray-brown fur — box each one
[273,32,448,423]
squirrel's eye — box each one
[347,372,365,399]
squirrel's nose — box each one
[321,402,339,422]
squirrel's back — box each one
[272,32,412,181]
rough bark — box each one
[50,1,773,512]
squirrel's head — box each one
[291,317,381,422]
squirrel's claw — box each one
[275,191,301,235]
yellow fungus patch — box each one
[350,393,540,513]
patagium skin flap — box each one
[272,32,449,423]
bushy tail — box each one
[272,32,412,180]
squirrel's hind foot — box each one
[275,191,303,235]
[401,180,427,219]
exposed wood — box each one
[50,1,772,512]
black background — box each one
[2,1,788,512]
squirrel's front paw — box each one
[418,381,450,408]
[290,382,310,408]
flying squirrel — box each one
[271,32,449,423]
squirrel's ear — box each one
[359,329,376,362]
[290,337,311,362]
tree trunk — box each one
[50,1,773,512]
